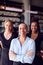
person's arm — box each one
[39,50,43,59]
[0,41,3,48]
[25,50,35,57]
[9,50,24,62]
[24,40,35,64]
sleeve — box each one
[9,39,24,62]
[24,40,35,64]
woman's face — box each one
[19,24,27,37]
[4,21,12,32]
[31,22,38,33]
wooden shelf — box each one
[0,9,23,32]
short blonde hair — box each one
[18,23,28,30]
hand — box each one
[37,50,43,59]
[40,50,43,54]
[40,50,43,59]
[0,41,3,48]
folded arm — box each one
[9,50,24,62]
[24,40,35,63]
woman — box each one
[9,23,35,65]
[27,18,43,65]
[0,19,17,65]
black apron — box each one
[1,47,13,65]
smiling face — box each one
[18,23,28,37]
[4,20,13,32]
[31,22,38,33]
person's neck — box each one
[19,36,26,45]
[20,36,26,40]
[4,30,12,34]
[32,31,38,34]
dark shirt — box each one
[27,32,43,53]
[0,32,18,49]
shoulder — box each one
[38,32,43,36]
[27,37,35,49]
[38,32,43,39]
[27,37,34,41]
[27,37,35,44]
[11,37,18,43]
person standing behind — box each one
[9,23,35,65]
[0,19,17,65]
[27,18,43,65]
